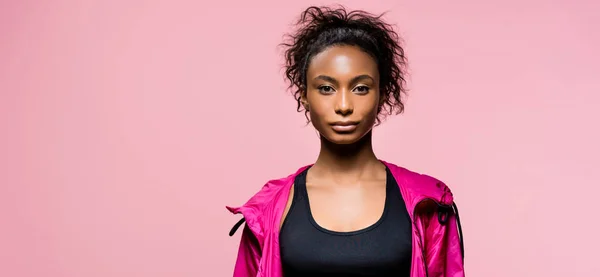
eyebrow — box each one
[313,74,375,85]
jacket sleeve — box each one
[420,202,465,277]
[232,224,262,277]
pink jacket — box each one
[227,161,465,277]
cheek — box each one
[357,96,380,128]
[308,103,329,126]
[360,95,380,115]
[306,94,330,117]
[364,107,379,126]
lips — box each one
[330,121,359,132]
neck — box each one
[312,131,382,177]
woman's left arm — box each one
[419,202,465,277]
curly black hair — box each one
[281,5,408,124]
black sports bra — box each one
[279,166,413,277]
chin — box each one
[322,132,367,145]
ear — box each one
[377,94,385,112]
[378,92,386,106]
[300,92,309,111]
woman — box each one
[227,5,465,277]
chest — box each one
[307,183,387,232]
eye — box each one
[354,85,370,94]
[318,85,335,94]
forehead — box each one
[306,45,378,79]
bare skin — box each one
[280,45,388,232]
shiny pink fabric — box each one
[226,161,465,277]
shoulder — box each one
[226,165,310,238]
[227,164,311,215]
[242,174,296,211]
[382,160,455,206]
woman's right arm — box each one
[232,224,261,277]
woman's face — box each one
[303,45,380,145]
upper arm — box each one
[418,201,465,277]
[232,224,262,277]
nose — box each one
[334,89,354,116]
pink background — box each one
[1,0,599,276]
